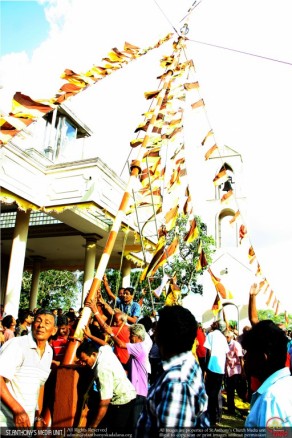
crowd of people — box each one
[0,279,292,434]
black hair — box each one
[18,309,34,324]
[241,319,288,373]
[2,315,15,329]
[138,315,153,332]
[76,340,99,359]
[34,309,57,325]
[156,305,198,356]
[57,315,69,327]
[124,287,135,296]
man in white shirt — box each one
[0,309,57,428]
[76,341,136,433]
[242,320,292,427]
[204,320,229,427]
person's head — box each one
[118,288,125,299]
[2,315,16,331]
[129,323,146,343]
[242,325,251,334]
[138,315,153,333]
[211,320,226,332]
[224,330,234,344]
[241,319,288,383]
[66,309,77,322]
[56,315,70,337]
[113,311,127,326]
[51,308,58,316]
[155,305,198,360]
[32,309,57,342]
[18,309,34,326]
[122,287,135,304]
[76,340,99,368]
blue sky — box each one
[1,1,49,56]
[1,0,292,312]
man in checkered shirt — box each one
[135,305,209,437]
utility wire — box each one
[152,0,180,35]
[188,38,292,67]
[179,0,203,23]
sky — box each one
[1,0,292,312]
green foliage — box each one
[228,320,238,330]
[112,214,216,317]
[258,309,292,328]
[161,215,216,294]
[21,270,80,311]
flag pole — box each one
[62,41,183,363]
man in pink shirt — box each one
[104,323,152,426]
[224,330,245,414]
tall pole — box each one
[4,210,31,318]
[63,58,178,364]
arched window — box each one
[217,163,235,200]
[218,209,238,248]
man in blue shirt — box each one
[242,320,292,427]
[116,287,141,324]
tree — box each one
[104,215,216,316]
[161,215,216,294]
[21,270,81,310]
[258,309,292,329]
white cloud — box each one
[1,0,292,312]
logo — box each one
[266,417,288,437]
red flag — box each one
[239,225,247,243]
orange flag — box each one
[184,218,199,243]
[196,240,208,271]
[191,98,205,109]
[205,144,218,160]
[213,169,228,186]
[140,236,166,281]
[165,205,179,232]
[208,268,228,299]
[12,92,53,119]
[184,81,199,90]
[201,129,213,146]
[266,289,274,307]
[212,293,222,315]
[165,276,181,306]
[230,210,240,224]
[151,237,179,276]
[220,190,233,204]
[275,300,280,315]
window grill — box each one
[0,211,62,228]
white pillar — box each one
[4,210,31,318]
[121,258,132,288]
[29,256,45,310]
[82,235,99,305]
